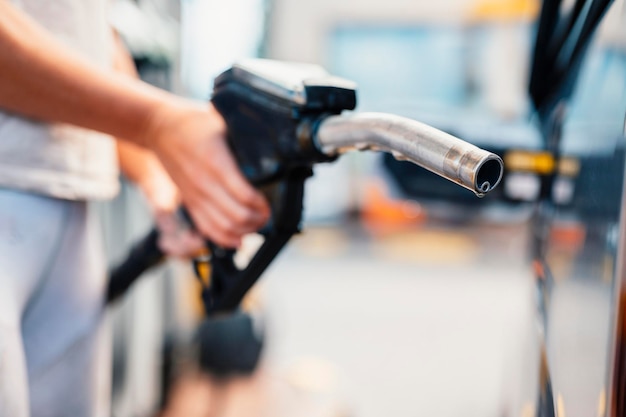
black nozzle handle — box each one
[106,228,164,304]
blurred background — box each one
[103,0,626,416]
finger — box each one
[208,138,265,212]
[155,212,179,234]
[158,230,205,258]
[179,158,268,233]
[166,146,265,231]
[181,231,205,254]
[209,140,270,215]
[155,212,197,256]
[185,196,245,248]
[195,175,268,230]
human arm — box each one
[117,138,207,256]
[0,1,270,248]
[111,30,205,256]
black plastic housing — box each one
[211,61,356,185]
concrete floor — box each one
[254,221,539,417]
[157,215,618,417]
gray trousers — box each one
[0,189,110,417]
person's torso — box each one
[0,0,119,201]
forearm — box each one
[0,0,183,147]
[111,31,179,214]
[117,139,158,182]
[0,1,270,247]
[111,29,159,183]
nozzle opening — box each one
[475,158,503,194]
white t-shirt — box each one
[0,0,120,200]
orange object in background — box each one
[360,179,426,236]
[549,222,586,252]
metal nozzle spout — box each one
[315,112,504,196]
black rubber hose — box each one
[545,0,588,72]
[563,0,613,72]
[530,0,565,108]
[106,228,164,304]
[530,0,614,109]
[546,0,614,105]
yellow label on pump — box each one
[504,151,580,177]
[505,151,555,174]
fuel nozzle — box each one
[107,59,505,315]
[315,112,503,197]
[212,59,503,196]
